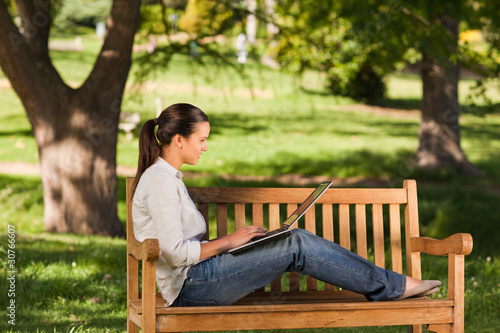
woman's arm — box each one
[199,225,267,260]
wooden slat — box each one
[322,204,334,242]
[355,204,368,259]
[154,301,455,332]
[339,204,350,250]
[449,253,465,333]
[198,203,210,242]
[142,258,157,331]
[404,180,421,279]
[253,203,265,291]
[131,292,454,314]
[269,203,281,291]
[216,203,228,238]
[322,204,336,291]
[305,208,317,291]
[269,203,280,230]
[288,203,299,230]
[389,204,403,274]
[372,204,385,269]
[287,203,300,291]
[304,208,316,233]
[235,203,246,230]
[252,203,264,228]
[188,188,408,204]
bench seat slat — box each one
[129,295,454,315]
[154,305,453,332]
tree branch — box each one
[14,0,51,55]
[84,0,141,94]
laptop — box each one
[228,181,333,254]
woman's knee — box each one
[288,229,320,249]
[290,228,316,240]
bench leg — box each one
[407,324,422,333]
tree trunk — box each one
[414,15,480,176]
[38,86,123,236]
[0,0,142,236]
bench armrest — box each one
[128,238,160,262]
[410,233,473,256]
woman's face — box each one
[180,121,210,166]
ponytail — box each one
[131,119,160,196]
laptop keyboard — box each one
[251,224,290,241]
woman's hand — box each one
[199,226,267,260]
[223,226,267,249]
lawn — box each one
[0,34,499,332]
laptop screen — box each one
[283,181,332,225]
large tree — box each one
[273,0,499,176]
[0,0,141,236]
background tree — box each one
[273,0,499,176]
[0,0,141,236]
[178,0,233,36]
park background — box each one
[0,0,499,332]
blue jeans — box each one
[174,229,406,306]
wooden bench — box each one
[126,178,473,332]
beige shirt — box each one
[132,157,206,305]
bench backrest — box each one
[126,178,422,294]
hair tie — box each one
[153,118,158,125]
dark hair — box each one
[131,103,208,195]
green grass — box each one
[1,34,500,332]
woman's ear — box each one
[173,134,183,148]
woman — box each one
[132,103,441,307]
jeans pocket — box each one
[179,298,218,307]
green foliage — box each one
[274,2,399,103]
[273,0,500,106]
[327,62,387,104]
[178,0,234,35]
[138,3,168,36]
[52,0,111,31]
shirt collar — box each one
[157,157,184,179]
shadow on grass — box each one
[374,98,421,110]
[0,233,127,332]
